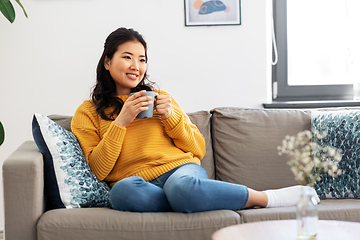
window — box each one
[271,0,360,102]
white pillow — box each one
[32,113,111,209]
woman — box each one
[71,27,319,213]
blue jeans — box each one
[110,163,249,213]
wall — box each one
[0,0,272,230]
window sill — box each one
[263,100,360,109]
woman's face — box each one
[104,41,147,95]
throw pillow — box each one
[32,113,111,209]
[311,110,360,199]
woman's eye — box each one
[123,56,131,59]
[140,59,146,63]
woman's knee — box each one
[111,176,145,194]
[110,176,146,211]
[110,176,172,212]
[165,175,204,212]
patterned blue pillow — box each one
[311,110,360,199]
[32,113,111,209]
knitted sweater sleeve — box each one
[161,91,206,160]
[71,101,126,181]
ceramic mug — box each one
[130,91,155,119]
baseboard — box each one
[0,229,3,239]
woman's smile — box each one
[126,73,139,80]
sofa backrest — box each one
[49,114,72,131]
[50,106,360,192]
[187,111,215,179]
[211,107,311,191]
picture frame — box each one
[184,0,241,26]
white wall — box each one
[0,0,272,230]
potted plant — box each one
[0,0,27,23]
[0,0,27,145]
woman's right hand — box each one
[114,90,153,128]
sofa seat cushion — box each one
[37,208,240,240]
[236,199,360,223]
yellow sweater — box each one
[71,90,206,187]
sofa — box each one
[3,107,360,240]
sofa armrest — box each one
[3,140,45,240]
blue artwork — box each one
[194,0,230,15]
[186,0,240,26]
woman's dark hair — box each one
[91,27,155,120]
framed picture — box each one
[184,0,241,26]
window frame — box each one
[272,0,353,102]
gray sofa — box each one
[3,107,360,240]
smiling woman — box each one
[90,28,155,122]
[69,27,319,215]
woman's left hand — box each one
[155,94,172,120]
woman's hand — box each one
[155,93,172,120]
[114,90,153,128]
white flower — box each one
[335,154,342,161]
[301,157,311,164]
[305,130,312,139]
[328,148,336,157]
[291,167,299,175]
[313,157,320,165]
[278,129,342,186]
